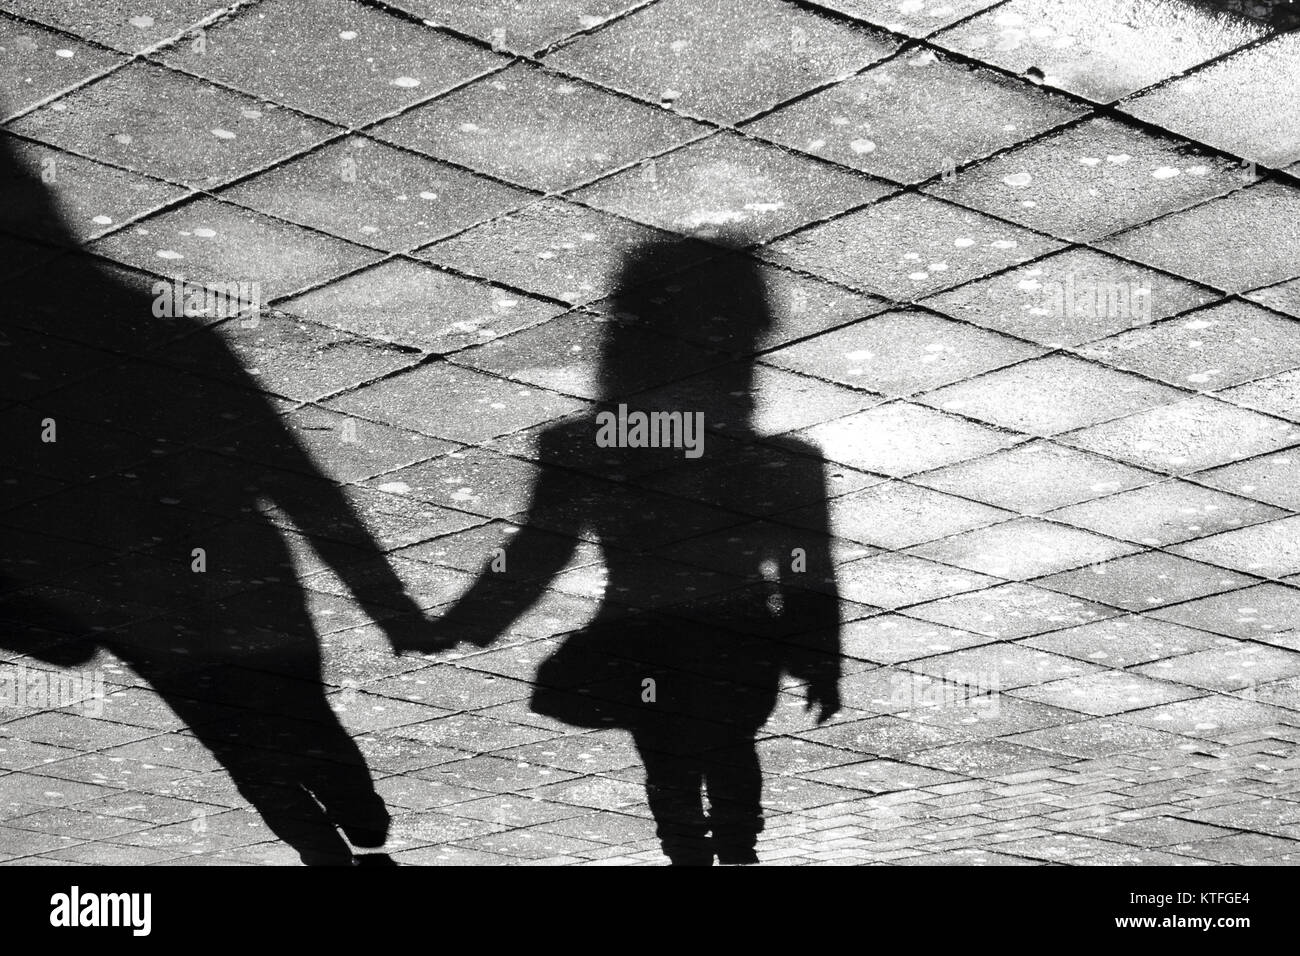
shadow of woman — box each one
[421,237,844,865]
[0,132,430,865]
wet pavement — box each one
[2,0,1300,865]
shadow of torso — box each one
[523,418,841,740]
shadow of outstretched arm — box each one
[218,378,433,648]
[419,453,580,652]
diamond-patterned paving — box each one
[1,0,1299,867]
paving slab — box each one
[796,401,1023,475]
[745,48,1084,184]
[784,479,1011,549]
[1062,397,1297,474]
[809,0,1004,37]
[1150,583,1300,640]
[1007,718,1191,760]
[1021,614,1225,668]
[373,61,705,192]
[1039,551,1254,612]
[160,0,505,126]
[91,196,380,298]
[0,134,188,243]
[908,517,1139,580]
[544,0,898,123]
[1078,300,1300,390]
[452,310,724,399]
[926,117,1244,242]
[322,361,588,443]
[908,582,1120,639]
[222,137,531,252]
[836,553,1001,608]
[763,309,1042,395]
[932,0,1267,102]
[1218,368,1300,423]
[920,354,1184,435]
[418,198,713,304]
[573,131,891,241]
[9,61,339,188]
[1173,515,1300,577]
[762,192,1062,300]
[1121,30,1300,168]
[1048,479,1288,546]
[1,0,227,53]
[1135,643,1300,693]
[911,440,1158,514]
[0,12,125,118]
[1196,449,1300,511]
[1119,696,1296,740]
[904,642,1098,689]
[278,260,565,355]
[1099,180,1300,293]
[921,246,1219,347]
[1011,669,1201,716]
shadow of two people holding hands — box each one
[2,127,841,864]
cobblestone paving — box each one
[2,0,1300,865]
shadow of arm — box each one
[430,467,580,648]
[778,477,843,721]
[252,420,430,638]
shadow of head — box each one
[595,233,776,430]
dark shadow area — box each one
[422,238,844,865]
[1181,0,1300,30]
[0,132,430,865]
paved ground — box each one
[3,0,1300,865]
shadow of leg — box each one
[228,770,356,867]
[706,739,764,866]
[294,700,391,850]
[635,732,713,866]
[160,676,387,866]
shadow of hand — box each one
[805,678,842,726]
[384,609,508,655]
[382,613,454,656]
